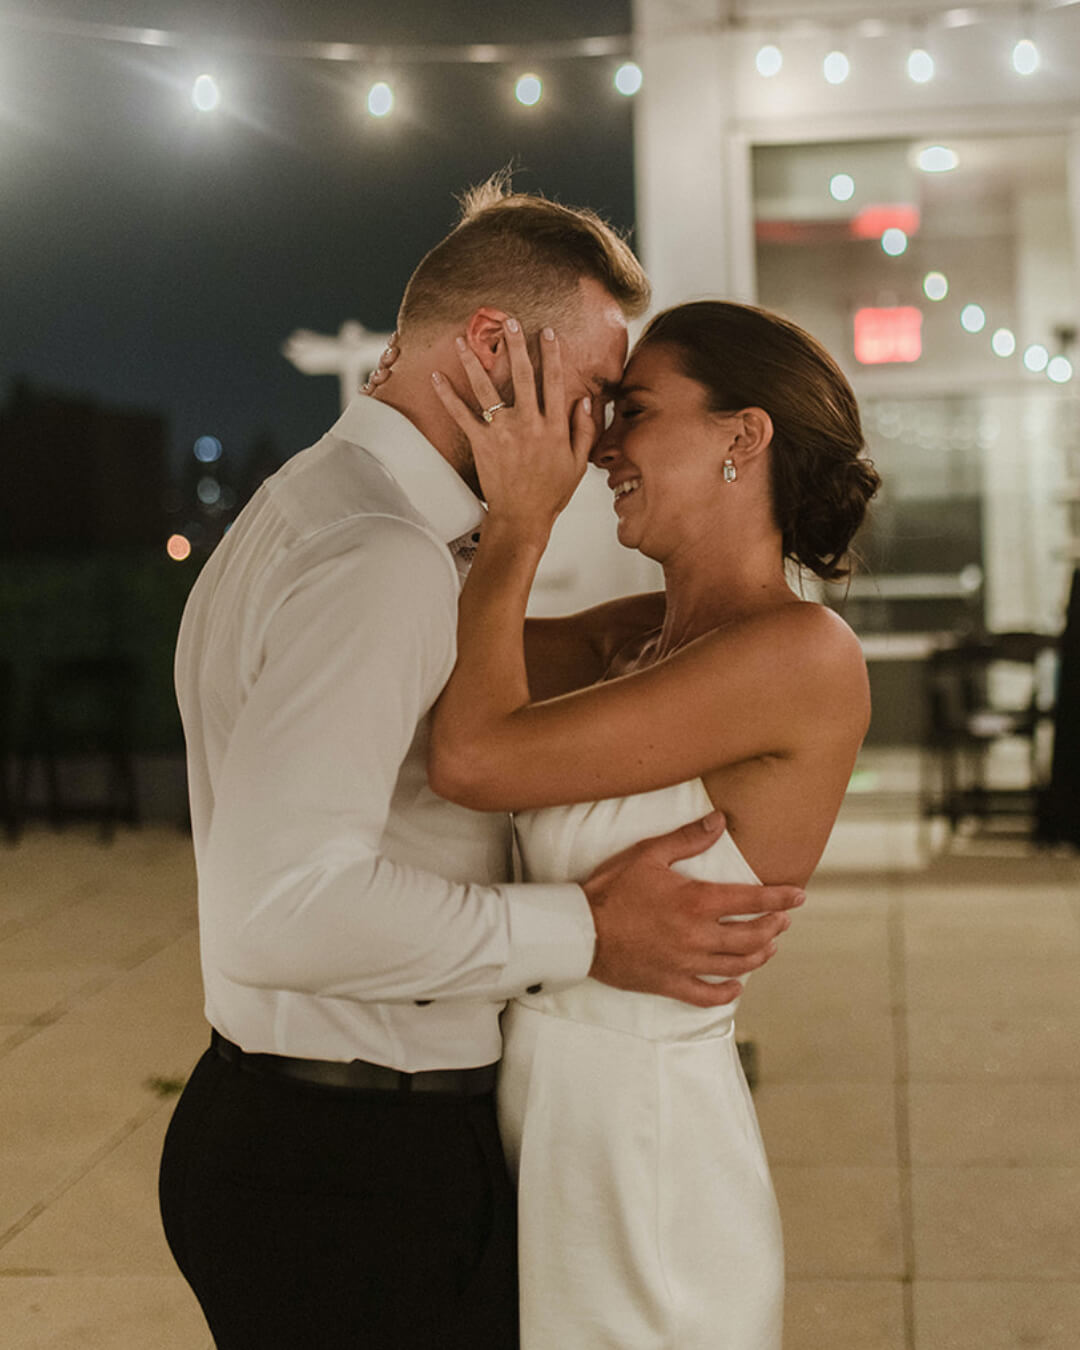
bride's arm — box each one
[524,591,665,700]
[427,322,867,812]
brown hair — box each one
[397,168,651,338]
[637,301,880,582]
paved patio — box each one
[0,806,1077,1349]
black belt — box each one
[210,1029,498,1097]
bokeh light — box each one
[907,48,935,83]
[823,50,851,84]
[193,435,222,463]
[1023,344,1049,372]
[755,44,783,78]
[367,82,394,117]
[960,304,986,333]
[197,477,222,506]
[917,145,959,173]
[1012,38,1039,75]
[191,74,220,113]
[515,74,543,106]
[614,62,643,96]
[167,534,192,561]
[1047,355,1074,384]
[991,328,1016,357]
[881,228,908,256]
[829,173,855,202]
[923,271,949,301]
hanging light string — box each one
[0,1,1077,64]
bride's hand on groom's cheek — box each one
[361,333,400,393]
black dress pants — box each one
[159,1046,519,1349]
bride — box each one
[427,300,879,1349]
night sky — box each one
[1,0,635,475]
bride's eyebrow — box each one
[615,382,652,398]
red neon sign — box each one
[854,306,923,365]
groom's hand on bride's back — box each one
[582,812,805,1009]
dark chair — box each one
[920,631,1058,843]
[0,661,16,842]
[17,655,140,842]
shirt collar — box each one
[330,394,485,545]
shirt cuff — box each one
[499,883,596,997]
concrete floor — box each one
[0,802,1078,1349]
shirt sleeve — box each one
[197,515,595,1004]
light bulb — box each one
[960,305,986,334]
[614,62,643,96]
[756,44,783,78]
[367,82,394,117]
[907,48,935,83]
[191,74,220,112]
[829,173,855,202]
[515,74,543,106]
[823,50,851,84]
[1012,38,1039,76]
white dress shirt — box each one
[175,395,596,1071]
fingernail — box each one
[454,336,466,352]
[506,317,520,333]
[766,940,779,957]
[702,811,723,831]
[794,890,807,906]
[780,914,792,931]
[431,371,443,385]
[542,326,555,341]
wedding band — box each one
[481,402,507,424]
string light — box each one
[1047,355,1073,382]
[991,327,1016,356]
[907,47,936,82]
[191,74,220,112]
[1012,37,1040,73]
[917,145,959,172]
[755,43,783,77]
[881,228,908,256]
[367,81,394,117]
[1023,343,1049,371]
[515,73,543,106]
[167,534,192,562]
[923,271,949,300]
[823,49,851,84]
[829,172,855,201]
[961,304,986,333]
[614,61,643,95]
[193,434,222,463]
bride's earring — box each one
[722,458,737,483]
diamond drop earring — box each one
[722,458,737,483]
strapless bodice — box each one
[513,778,761,1041]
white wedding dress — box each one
[498,778,784,1349]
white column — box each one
[631,0,755,310]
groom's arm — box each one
[197,516,596,1006]
[524,590,666,699]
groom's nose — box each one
[590,429,620,467]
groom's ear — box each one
[463,308,510,371]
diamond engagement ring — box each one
[481,402,507,424]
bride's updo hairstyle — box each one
[636,301,880,581]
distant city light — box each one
[197,476,222,505]
[515,74,543,106]
[917,145,959,173]
[829,173,855,202]
[191,74,220,113]
[193,434,222,463]
[614,62,643,96]
[167,534,192,561]
[907,48,935,83]
[881,228,908,256]
[991,327,1016,357]
[823,50,851,84]
[755,44,783,77]
[1023,343,1049,372]
[1047,355,1074,384]
[367,82,393,117]
[960,304,986,333]
[1012,38,1039,76]
[923,271,949,301]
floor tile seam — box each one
[0,889,113,948]
[0,1098,164,1256]
[0,919,201,1063]
[886,890,917,1350]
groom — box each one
[159,175,804,1349]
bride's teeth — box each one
[614,479,641,499]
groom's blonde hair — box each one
[397,168,650,338]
